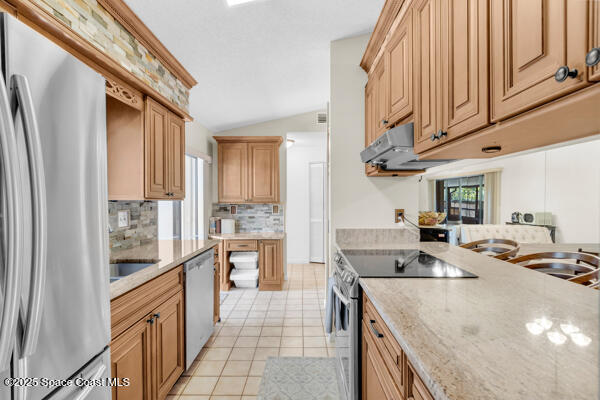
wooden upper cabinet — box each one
[589,1,600,82]
[386,8,413,124]
[440,0,489,140]
[145,97,170,199]
[259,239,283,290]
[167,113,185,200]
[110,316,153,400]
[373,58,389,136]
[154,291,185,400]
[490,0,589,121]
[365,79,376,147]
[413,0,441,153]
[215,136,282,203]
[248,142,279,203]
[218,142,248,203]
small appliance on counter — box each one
[221,218,236,234]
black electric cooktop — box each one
[342,249,477,278]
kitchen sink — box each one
[109,262,155,282]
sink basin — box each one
[109,262,154,281]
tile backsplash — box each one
[212,204,284,232]
[108,201,158,250]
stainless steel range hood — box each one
[360,123,453,171]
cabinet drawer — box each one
[111,266,183,340]
[225,240,258,251]
[363,295,405,393]
[408,362,434,400]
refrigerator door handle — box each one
[0,71,24,369]
[73,362,107,400]
[11,74,47,358]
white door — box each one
[309,162,326,263]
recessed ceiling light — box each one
[226,0,258,7]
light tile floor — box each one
[168,263,331,400]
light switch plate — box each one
[118,210,130,228]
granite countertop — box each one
[338,242,599,400]
[208,232,285,240]
[109,239,219,300]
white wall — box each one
[286,133,327,263]
[329,34,420,247]
[418,139,600,243]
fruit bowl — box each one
[418,211,446,226]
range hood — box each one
[360,123,453,170]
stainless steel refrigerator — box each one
[0,12,111,400]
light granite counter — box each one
[208,232,285,240]
[338,242,599,400]
[110,239,219,300]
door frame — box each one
[308,161,327,263]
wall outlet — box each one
[118,210,130,228]
[395,209,405,223]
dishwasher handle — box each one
[185,249,214,272]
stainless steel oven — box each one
[332,253,360,400]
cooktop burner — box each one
[341,249,477,278]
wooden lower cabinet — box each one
[362,321,403,400]
[259,239,283,291]
[110,267,185,400]
[362,293,433,400]
[154,291,185,400]
[111,316,153,400]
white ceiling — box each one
[124,0,384,132]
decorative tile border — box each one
[33,0,190,111]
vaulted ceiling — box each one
[124,0,384,131]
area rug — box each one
[258,357,341,400]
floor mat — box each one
[258,357,341,400]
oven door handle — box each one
[332,284,351,306]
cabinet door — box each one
[218,142,248,203]
[167,113,185,199]
[110,316,153,400]
[413,0,441,153]
[590,1,600,81]
[441,0,489,141]
[362,323,397,400]
[373,58,389,136]
[259,240,282,290]
[365,80,375,147]
[154,291,185,400]
[248,143,279,203]
[490,0,588,121]
[387,9,413,124]
[145,98,169,199]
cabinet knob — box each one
[147,317,154,324]
[438,130,448,139]
[430,132,439,142]
[554,66,578,82]
[153,313,160,319]
[586,48,600,67]
[381,119,389,125]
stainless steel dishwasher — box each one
[184,248,214,369]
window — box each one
[158,154,204,239]
[435,175,484,224]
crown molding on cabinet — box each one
[360,0,405,73]
[96,0,197,89]
[7,0,193,121]
[213,136,284,145]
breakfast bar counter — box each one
[340,242,599,400]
